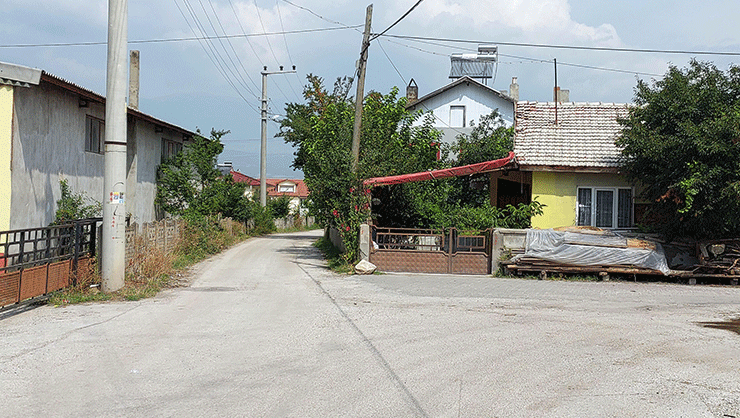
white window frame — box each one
[278,184,295,193]
[449,105,466,128]
[576,186,634,229]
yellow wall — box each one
[530,171,631,229]
[0,86,12,234]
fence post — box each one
[90,220,97,258]
[72,222,82,286]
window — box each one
[161,139,183,162]
[450,105,466,127]
[278,184,295,193]
[85,116,104,154]
[577,187,633,228]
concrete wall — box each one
[0,86,13,233]
[530,171,632,229]
[11,82,105,229]
[9,80,184,229]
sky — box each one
[3,0,740,179]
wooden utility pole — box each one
[351,4,373,172]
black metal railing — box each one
[0,218,100,274]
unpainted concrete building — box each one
[0,62,194,230]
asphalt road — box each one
[1,229,740,417]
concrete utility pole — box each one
[351,4,373,172]
[101,0,128,292]
[260,65,296,207]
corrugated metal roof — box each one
[513,102,630,169]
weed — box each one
[313,237,354,273]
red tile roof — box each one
[231,172,308,198]
[267,179,309,199]
[230,171,260,186]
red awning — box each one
[363,152,516,187]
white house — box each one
[406,76,518,147]
[0,61,195,230]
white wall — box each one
[410,82,515,146]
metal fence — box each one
[369,227,492,275]
[0,218,101,307]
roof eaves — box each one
[407,76,514,110]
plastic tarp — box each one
[514,229,671,275]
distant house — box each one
[230,168,309,215]
[506,101,637,230]
[406,76,518,147]
[0,61,195,230]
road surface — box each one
[2,229,740,417]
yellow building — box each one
[497,101,639,230]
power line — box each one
[197,0,257,98]
[278,0,362,33]
[0,26,362,48]
[205,0,261,95]
[377,39,406,85]
[374,33,740,57]
[252,0,294,102]
[275,0,303,100]
[381,35,666,78]
[176,0,259,112]
[370,0,425,41]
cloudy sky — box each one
[3,0,740,178]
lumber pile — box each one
[697,240,740,275]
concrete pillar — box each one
[129,50,139,110]
[359,223,371,261]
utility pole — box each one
[260,65,296,207]
[351,4,373,172]
[102,0,128,292]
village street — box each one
[1,229,740,417]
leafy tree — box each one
[52,179,102,225]
[280,75,442,261]
[156,129,255,223]
[449,110,514,206]
[268,195,291,218]
[617,60,740,238]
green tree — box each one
[617,60,740,238]
[449,110,514,206]
[156,129,255,223]
[280,75,442,262]
[268,195,291,218]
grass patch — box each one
[313,237,354,273]
[49,217,250,307]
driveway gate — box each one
[369,227,492,275]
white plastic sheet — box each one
[515,229,670,275]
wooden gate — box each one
[369,227,492,275]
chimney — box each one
[406,78,418,104]
[553,86,569,103]
[129,50,140,110]
[509,77,519,101]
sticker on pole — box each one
[110,191,125,205]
